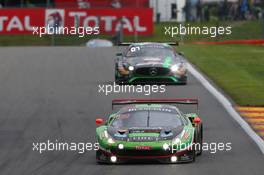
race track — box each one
[0,47,263,175]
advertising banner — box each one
[0,8,153,35]
[55,0,149,8]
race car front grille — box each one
[135,67,170,76]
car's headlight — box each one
[172,137,181,145]
[170,64,186,75]
[103,130,109,138]
[107,138,115,144]
[128,66,134,71]
[170,64,180,72]
[172,130,185,145]
[162,143,170,150]
[102,130,115,144]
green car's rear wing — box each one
[112,98,199,113]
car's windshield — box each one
[125,46,175,58]
[111,110,183,128]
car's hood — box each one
[124,56,179,68]
[107,126,184,141]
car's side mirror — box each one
[193,117,201,124]
[96,118,104,125]
[116,53,122,56]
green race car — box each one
[115,42,187,85]
[96,99,203,164]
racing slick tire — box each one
[96,150,110,164]
[115,69,123,85]
[191,144,196,162]
[178,76,187,85]
[115,76,122,85]
[196,124,203,156]
[180,81,187,85]
[190,130,201,162]
[192,124,203,157]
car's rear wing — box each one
[112,98,198,113]
[118,42,179,46]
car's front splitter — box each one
[117,76,187,85]
[96,147,194,164]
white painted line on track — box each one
[187,63,264,154]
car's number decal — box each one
[130,46,140,52]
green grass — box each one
[0,20,263,46]
[177,44,264,106]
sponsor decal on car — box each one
[135,146,152,150]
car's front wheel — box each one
[115,69,122,85]
[196,124,203,156]
[190,145,196,162]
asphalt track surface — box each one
[0,47,263,175]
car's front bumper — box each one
[128,75,187,84]
[116,75,187,85]
[96,146,194,164]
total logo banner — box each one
[0,8,153,35]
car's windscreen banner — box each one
[0,8,153,35]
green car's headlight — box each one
[170,64,180,72]
[102,130,115,144]
[103,130,109,138]
[172,129,186,145]
[128,66,134,71]
[107,138,115,144]
[172,137,181,145]
[170,63,186,76]
[162,143,170,150]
